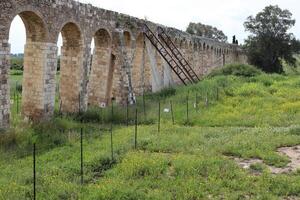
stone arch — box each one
[60,22,83,47]
[16,11,48,43]
[59,22,84,113]
[9,11,53,121]
[88,28,112,107]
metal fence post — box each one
[16,92,19,114]
[170,100,175,125]
[158,100,161,133]
[186,93,189,123]
[110,100,114,160]
[80,128,83,185]
[135,108,138,149]
[142,92,146,119]
[33,143,36,200]
[126,100,129,126]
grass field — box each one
[1,64,300,199]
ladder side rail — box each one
[157,27,200,82]
[144,31,187,85]
[143,25,192,85]
[158,31,199,82]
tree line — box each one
[186,5,300,73]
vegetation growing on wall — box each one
[186,22,228,42]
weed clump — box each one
[209,63,262,78]
[145,87,176,100]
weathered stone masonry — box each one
[0,0,247,128]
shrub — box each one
[0,127,34,155]
[10,57,23,71]
[208,64,263,78]
[10,70,23,76]
[79,107,101,123]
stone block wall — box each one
[0,40,10,128]
[43,43,58,118]
[60,46,84,113]
[22,42,46,120]
[88,47,111,106]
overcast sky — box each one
[9,0,300,53]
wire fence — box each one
[2,82,225,198]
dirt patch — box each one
[233,145,300,174]
[274,145,300,174]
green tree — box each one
[10,55,23,71]
[186,22,228,42]
[244,5,300,73]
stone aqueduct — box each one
[0,0,247,128]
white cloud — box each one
[9,0,300,53]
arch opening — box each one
[8,15,25,124]
[8,11,50,122]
